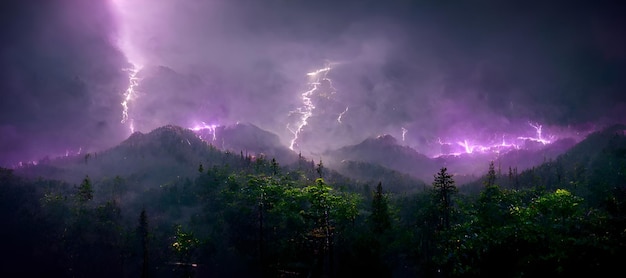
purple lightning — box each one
[111,0,145,134]
[120,65,141,133]
[337,106,349,124]
[428,121,561,158]
[457,139,475,154]
[287,65,333,150]
[190,122,219,142]
[517,122,552,145]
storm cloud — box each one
[1,0,625,166]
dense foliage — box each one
[1,127,625,277]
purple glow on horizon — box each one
[2,0,625,170]
[190,122,219,142]
[517,122,553,145]
[427,121,566,158]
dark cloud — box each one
[0,0,127,166]
[1,0,625,166]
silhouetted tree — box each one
[138,208,150,278]
[486,161,496,187]
[433,167,456,230]
[316,159,324,178]
[369,182,391,234]
[271,158,279,176]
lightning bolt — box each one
[287,65,333,151]
[401,127,408,141]
[337,106,349,124]
[191,122,218,141]
[111,0,144,134]
[458,139,475,154]
[120,64,142,133]
[518,121,552,144]
[424,119,584,157]
[307,67,332,76]
[431,122,554,158]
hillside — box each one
[462,124,626,197]
[2,124,625,277]
[325,132,577,185]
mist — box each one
[2,0,625,166]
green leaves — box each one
[77,175,93,204]
[301,178,360,223]
[441,187,613,276]
[172,224,200,260]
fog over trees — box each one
[1,124,625,277]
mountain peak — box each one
[364,134,398,146]
[119,124,204,149]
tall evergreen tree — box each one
[486,161,496,187]
[433,167,456,230]
[138,208,149,278]
[316,159,324,178]
[370,182,391,234]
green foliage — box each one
[4,131,626,277]
[439,187,618,276]
[77,175,93,204]
[172,224,200,263]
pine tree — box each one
[316,159,324,178]
[370,182,391,234]
[271,158,279,176]
[486,161,496,187]
[433,167,456,230]
[77,175,93,204]
[138,208,149,278]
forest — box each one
[1,125,625,277]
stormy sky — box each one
[1,0,625,166]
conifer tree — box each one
[77,175,93,204]
[370,182,391,234]
[433,168,456,230]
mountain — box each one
[462,124,626,197]
[13,123,304,191]
[13,122,596,191]
[212,122,299,165]
[433,137,577,182]
[15,125,218,185]
[333,160,427,193]
[324,134,439,182]
[325,133,578,185]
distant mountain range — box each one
[459,123,626,195]
[323,132,577,184]
[13,122,625,191]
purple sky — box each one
[1,0,625,166]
